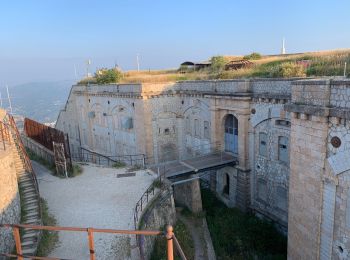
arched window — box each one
[259,132,268,157]
[223,173,230,195]
[278,136,289,163]
[224,114,238,154]
[204,121,210,139]
[257,179,267,202]
[194,119,200,136]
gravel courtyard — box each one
[33,161,156,259]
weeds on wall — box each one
[36,198,59,257]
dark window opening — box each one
[164,128,170,135]
[223,173,230,196]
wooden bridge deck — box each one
[150,152,237,179]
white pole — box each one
[136,54,140,72]
[6,85,13,114]
[344,62,347,77]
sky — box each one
[0,0,350,85]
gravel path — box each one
[33,161,156,259]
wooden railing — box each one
[0,120,11,151]
[0,223,186,260]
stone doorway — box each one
[224,114,238,154]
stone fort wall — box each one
[57,78,350,259]
[0,149,21,257]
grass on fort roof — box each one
[78,49,350,85]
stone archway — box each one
[224,114,238,154]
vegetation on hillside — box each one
[77,50,350,85]
[150,220,194,260]
[243,52,262,60]
[201,188,287,259]
[36,198,59,257]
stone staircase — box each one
[6,115,42,256]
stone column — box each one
[173,174,203,213]
[285,80,331,260]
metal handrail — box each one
[3,115,42,218]
[0,223,182,260]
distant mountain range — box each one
[0,80,75,123]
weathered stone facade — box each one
[57,78,350,259]
[0,149,21,258]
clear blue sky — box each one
[0,0,349,85]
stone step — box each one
[21,240,35,247]
[21,185,36,192]
[25,211,40,219]
[19,181,34,188]
[21,247,36,256]
[23,193,39,200]
[22,230,38,240]
[22,199,38,207]
[24,219,40,225]
[23,204,39,212]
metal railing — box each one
[133,173,166,230]
[145,141,224,167]
[71,147,146,167]
[0,223,187,260]
[2,115,42,217]
[0,120,11,150]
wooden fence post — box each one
[13,226,23,260]
[87,228,96,260]
[166,225,174,260]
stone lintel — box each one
[285,104,330,117]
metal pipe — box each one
[166,225,174,260]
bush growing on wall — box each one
[95,68,123,84]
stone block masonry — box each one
[0,150,21,258]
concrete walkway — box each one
[33,161,156,259]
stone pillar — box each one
[285,80,331,260]
[173,174,203,213]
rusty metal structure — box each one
[0,223,187,260]
[224,59,253,70]
[24,118,72,169]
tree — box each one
[95,68,123,84]
[243,52,262,60]
[210,56,226,72]
[271,62,306,78]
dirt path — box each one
[33,161,156,259]
[178,213,216,260]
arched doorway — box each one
[224,114,238,154]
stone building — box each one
[57,78,350,259]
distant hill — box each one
[0,80,74,123]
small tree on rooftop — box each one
[95,68,123,84]
[210,56,226,73]
[243,52,262,60]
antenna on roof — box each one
[344,62,347,78]
[136,54,140,71]
[6,85,13,114]
[281,38,286,55]
[86,59,91,78]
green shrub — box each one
[36,198,59,256]
[210,56,226,73]
[68,164,83,177]
[112,161,126,168]
[95,68,123,84]
[270,62,306,78]
[150,220,194,260]
[244,52,262,60]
